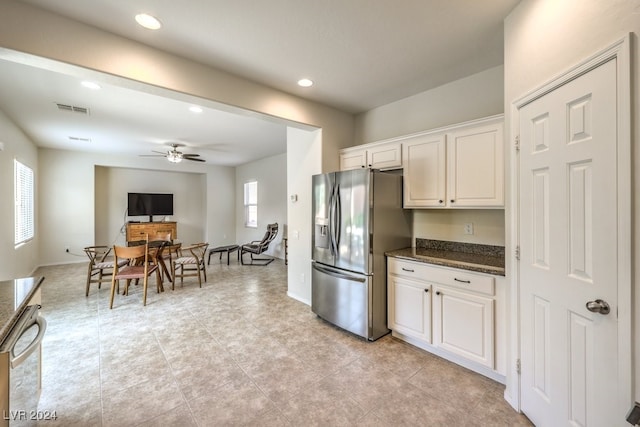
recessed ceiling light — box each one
[297,78,313,87]
[81,81,101,90]
[189,106,203,113]
[135,13,162,30]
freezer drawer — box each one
[311,263,370,339]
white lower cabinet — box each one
[388,275,431,343]
[388,257,502,381]
[432,286,494,368]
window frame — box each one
[14,159,35,246]
[244,180,258,228]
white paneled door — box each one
[519,58,618,426]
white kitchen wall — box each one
[234,153,287,260]
[354,66,504,144]
[504,0,640,406]
[286,128,322,304]
[413,210,505,246]
[0,110,39,280]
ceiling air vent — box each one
[56,103,90,115]
[68,136,91,142]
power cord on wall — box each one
[68,207,131,258]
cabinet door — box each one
[432,286,494,368]
[447,122,504,207]
[388,275,431,343]
[368,142,402,169]
[339,149,366,170]
[402,134,446,208]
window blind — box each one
[244,181,258,228]
[15,159,34,245]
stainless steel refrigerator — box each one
[311,168,412,341]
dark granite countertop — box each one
[386,239,505,276]
[0,276,44,346]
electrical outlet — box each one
[464,223,474,235]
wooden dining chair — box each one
[171,242,209,289]
[109,241,161,308]
[162,242,182,284]
[84,245,129,297]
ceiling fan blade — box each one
[185,157,206,162]
[139,154,167,157]
[182,153,201,158]
[151,150,168,155]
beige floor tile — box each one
[34,261,530,426]
[188,375,275,425]
[277,378,366,426]
[135,403,198,427]
[101,371,185,427]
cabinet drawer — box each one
[126,222,177,241]
[388,258,494,296]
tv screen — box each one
[127,193,173,218]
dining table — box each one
[127,239,178,291]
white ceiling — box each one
[1,0,520,167]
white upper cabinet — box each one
[403,115,504,208]
[339,141,402,170]
[446,120,504,207]
[339,149,368,170]
[402,133,447,207]
[341,114,504,208]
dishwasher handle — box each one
[9,307,47,369]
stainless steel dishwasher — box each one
[1,302,47,426]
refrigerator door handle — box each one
[329,187,336,257]
[329,184,339,257]
[335,185,341,247]
[327,187,335,257]
[312,263,366,283]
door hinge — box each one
[515,245,520,261]
[516,358,521,374]
[515,135,520,152]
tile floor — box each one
[34,259,532,426]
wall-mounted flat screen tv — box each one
[127,193,173,221]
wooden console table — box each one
[126,222,177,242]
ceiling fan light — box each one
[167,152,182,163]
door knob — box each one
[586,299,610,315]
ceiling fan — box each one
[141,143,205,163]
